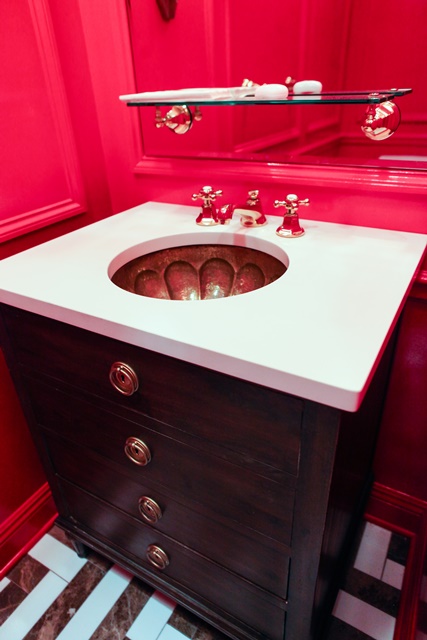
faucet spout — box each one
[234,190,267,227]
[217,204,235,225]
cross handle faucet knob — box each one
[192,186,223,226]
[192,186,223,207]
[274,194,310,215]
[274,194,310,238]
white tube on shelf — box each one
[119,87,255,103]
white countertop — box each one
[0,202,425,411]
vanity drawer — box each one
[45,433,290,597]
[59,479,287,640]
[30,379,295,545]
[2,305,302,477]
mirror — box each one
[127,0,427,171]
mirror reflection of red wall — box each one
[128,0,427,168]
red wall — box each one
[374,294,427,503]
[0,351,46,522]
[0,0,113,577]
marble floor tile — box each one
[0,571,67,640]
[126,590,176,640]
[55,565,133,640]
[48,527,75,551]
[158,625,193,640]
[168,607,200,639]
[23,555,108,640]
[0,581,27,626]
[382,558,405,590]
[325,617,376,640]
[0,521,410,640]
[354,522,392,580]
[0,578,10,593]
[168,608,228,640]
[168,606,229,640]
[6,556,49,594]
[90,577,153,640]
[341,567,400,617]
[332,590,396,640]
[29,534,87,582]
[48,527,113,573]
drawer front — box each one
[45,432,290,598]
[3,305,302,476]
[60,479,287,640]
[28,379,296,545]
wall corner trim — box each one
[0,482,57,579]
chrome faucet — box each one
[192,186,223,225]
[217,190,267,227]
[274,194,310,238]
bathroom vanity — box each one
[0,203,425,640]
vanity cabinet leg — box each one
[70,538,89,558]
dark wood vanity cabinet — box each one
[0,303,392,640]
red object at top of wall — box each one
[156,0,177,21]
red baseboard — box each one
[365,482,427,640]
[0,482,57,580]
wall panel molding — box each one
[27,0,85,201]
[0,199,84,244]
[0,0,85,243]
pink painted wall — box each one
[0,0,114,574]
[0,0,113,259]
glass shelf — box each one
[123,88,412,107]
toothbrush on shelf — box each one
[119,86,256,103]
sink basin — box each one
[111,243,287,300]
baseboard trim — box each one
[0,482,57,580]
[365,482,427,640]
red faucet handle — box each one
[274,194,310,214]
[192,186,223,226]
[192,186,223,206]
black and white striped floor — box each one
[0,521,409,640]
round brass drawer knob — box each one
[138,496,162,524]
[109,362,139,396]
[124,437,151,466]
[146,544,169,570]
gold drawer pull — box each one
[109,362,139,396]
[139,496,163,524]
[146,544,169,570]
[124,437,151,466]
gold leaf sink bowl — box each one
[111,243,287,301]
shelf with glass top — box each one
[120,87,412,107]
